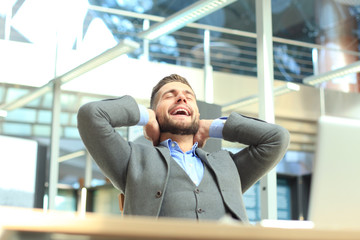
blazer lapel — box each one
[156,145,172,164]
[196,148,213,170]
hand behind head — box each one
[143,109,160,146]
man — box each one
[77,74,290,222]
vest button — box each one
[197,208,204,213]
[194,188,200,194]
[155,191,162,198]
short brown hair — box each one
[150,74,195,109]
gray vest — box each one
[159,158,232,220]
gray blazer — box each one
[77,95,290,221]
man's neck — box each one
[160,133,194,152]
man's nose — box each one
[176,94,187,103]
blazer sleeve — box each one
[77,95,140,190]
[222,112,290,193]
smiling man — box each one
[77,74,290,222]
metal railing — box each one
[3,4,360,85]
[83,4,359,84]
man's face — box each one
[154,82,200,135]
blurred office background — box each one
[0,0,359,222]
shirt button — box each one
[155,191,162,198]
[197,208,204,213]
[171,143,175,147]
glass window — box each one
[5,88,29,102]
[27,97,42,108]
[3,122,32,136]
[80,96,103,105]
[64,127,80,139]
[70,113,77,126]
[33,125,51,137]
[37,110,52,124]
[61,93,78,110]
[243,178,293,222]
[60,112,70,125]
[6,108,37,123]
[277,178,292,220]
[243,182,261,222]
[42,92,53,109]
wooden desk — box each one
[1,207,360,240]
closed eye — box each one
[186,95,193,100]
[163,92,175,99]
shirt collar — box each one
[160,138,198,155]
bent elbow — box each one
[268,125,290,163]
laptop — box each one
[308,115,360,229]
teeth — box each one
[173,108,189,116]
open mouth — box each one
[170,108,191,116]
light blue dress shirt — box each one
[137,104,225,186]
[160,139,203,185]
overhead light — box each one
[0,82,53,111]
[222,82,300,112]
[58,150,86,163]
[137,0,236,41]
[0,39,139,112]
[303,60,360,86]
[275,82,300,94]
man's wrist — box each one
[137,104,149,126]
[209,117,227,138]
